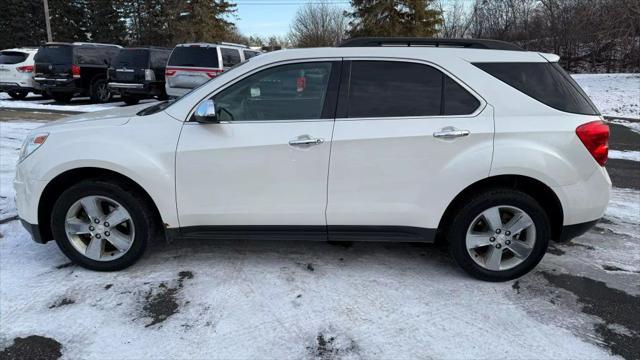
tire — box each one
[447,189,550,282]
[90,78,112,103]
[51,92,73,103]
[7,90,28,99]
[50,180,156,271]
[122,95,140,106]
[156,88,169,101]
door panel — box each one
[176,61,340,228]
[176,121,333,226]
[327,60,494,231]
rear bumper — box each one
[0,82,39,92]
[34,77,81,94]
[165,86,190,98]
[109,81,164,97]
[557,219,599,242]
[20,219,47,244]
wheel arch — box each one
[37,167,164,242]
[436,175,564,243]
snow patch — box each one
[573,73,640,119]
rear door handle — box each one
[433,127,470,139]
[289,136,324,146]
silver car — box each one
[164,42,260,98]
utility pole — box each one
[43,0,52,42]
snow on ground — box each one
[0,93,156,113]
[573,73,640,119]
[1,120,639,359]
[609,149,640,162]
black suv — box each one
[108,47,172,105]
[34,42,121,103]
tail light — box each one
[576,121,609,166]
[71,64,81,78]
[165,69,176,77]
[17,65,34,73]
[144,69,155,81]
[206,70,223,78]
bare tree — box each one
[288,1,347,47]
[437,0,474,38]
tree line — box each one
[1,0,637,72]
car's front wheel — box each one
[448,189,550,282]
[51,180,156,271]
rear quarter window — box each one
[0,51,28,64]
[221,48,241,67]
[168,47,219,68]
[473,62,599,115]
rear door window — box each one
[113,49,149,68]
[347,61,443,118]
[34,45,72,64]
[220,48,241,67]
[473,62,599,115]
[443,77,481,115]
[168,47,219,68]
[0,51,28,64]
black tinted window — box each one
[474,62,599,115]
[168,47,219,68]
[348,61,442,118]
[0,51,28,64]
[76,46,117,65]
[150,50,170,68]
[243,50,259,59]
[34,45,72,64]
[113,49,149,68]
[213,62,333,121]
[221,48,241,67]
[444,77,480,115]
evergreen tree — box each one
[0,0,47,48]
[346,0,442,38]
[85,0,127,44]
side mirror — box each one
[193,99,218,123]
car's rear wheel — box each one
[51,92,73,103]
[448,189,550,282]
[90,78,112,103]
[51,180,156,271]
[7,90,29,99]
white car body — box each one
[0,48,41,94]
[14,44,611,278]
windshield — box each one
[34,45,72,64]
[168,47,219,68]
[113,49,149,68]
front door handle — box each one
[433,127,471,139]
[289,136,324,146]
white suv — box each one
[0,48,41,99]
[165,42,260,98]
[14,38,611,281]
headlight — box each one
[18,133,49,163]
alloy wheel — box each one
[64,195,135,261]
[465,205,536,271]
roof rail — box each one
[338,37,524,51]
[219,41,249,48]
[71,42,122,48]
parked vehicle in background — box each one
[108,47,171,105]
[14,38,610,281]
[0,48,42,99]
[165,42,261,98]
[34,42,121,103]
